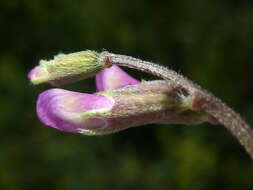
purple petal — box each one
[37,89,113,133]
[96,65,140,91]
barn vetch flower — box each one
[35,65,213,135]
[28,51,253,160]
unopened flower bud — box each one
[28,50,110,86]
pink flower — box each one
[29,53,211,135]
[35,65,144,135]
[28,51,253,161]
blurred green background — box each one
[1,0,253,189]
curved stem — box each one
[197,92,253,160]
[105,52,253,160]
[106,53,199,94]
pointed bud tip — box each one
[28,66,49,85]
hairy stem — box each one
[199,92,253,160]
[104,52,253,160]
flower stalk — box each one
[102,52,253,160]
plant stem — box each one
[199,92,253,160]
[105,52,253,160]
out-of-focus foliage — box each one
[0,0,253,189]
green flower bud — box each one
[28,50,110,86]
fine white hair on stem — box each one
[103,51,253,160]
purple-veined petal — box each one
[37,89,114,133]
[95,65,140,91]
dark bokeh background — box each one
[1,0,253,189]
